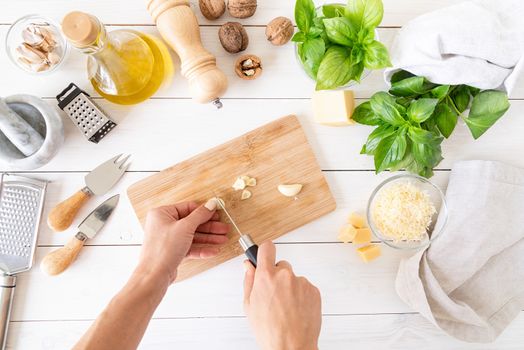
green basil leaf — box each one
[431,85,450,100]
[390,70,414,84]
[434,103,458,138]
[353,101,382,125]
[315,46,353,90]
[298,38,325,78]
[350,45,365,64]
[395,97,411,109]
[407,98,438,123]
[292,32,306,42]
[408,126,442,146]
[323,17,357,46]
[450,85,470,113]
[363,40,391,70]
[370,92,406,126]
[361,124,396,155]
[464,90,510,139]
[374,130,408,173]
[389,76,435,97]
[411,141,443,169]
[308,26,323,37]
[295,0,316,33]
[322,4,345,18]
[467,86,481,97]
[345,0,384,31]
[407,160,435,178]
[389,141,415,171]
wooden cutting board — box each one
[127,115,336,280]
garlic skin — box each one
[278,184,303,197]
[241,189,252,200]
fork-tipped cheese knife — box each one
[47,154,130,232]
[41,195,120,275]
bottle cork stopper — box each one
[62,11,100,47]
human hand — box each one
[138,199,229,284]
[243,242,322,350]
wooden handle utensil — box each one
[146,0,228,106]
[47,188,92,232]
[41,234,86,276]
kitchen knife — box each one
[41,195,120,276]
[47,154,130,232]
[214,197,258,267]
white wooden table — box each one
[1,1,523,349]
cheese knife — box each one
[215,197,259,267]
[47,154,130,232]
[41,195,120,275]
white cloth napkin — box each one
[396,160,524,342]
[384,0,524,95]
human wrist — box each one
[132,263,172,291]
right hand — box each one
[243,242,322,350]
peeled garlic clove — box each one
[22,27,44,46]
[232,177,246,191]
[211,197,225,209]
[18,43,47,61]
[241,189,252,200]
[246,177,257,187]
[46,51,61,65]
[34,62,50,72]
[278,184,303,197]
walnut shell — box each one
[219,22,249,53]
[199,0,226,20]
[266,17,294,46]
[228,0,257,18]
[235,54,262,80]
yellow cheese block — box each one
[357,244,381,263]
[348,212,366,228]
[338,225,357,243]
[312,90,355,126]
[354,228,372,244]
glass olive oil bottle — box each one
[62,11,173,105]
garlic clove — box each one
[232,177,246,191]
[34,62,51,72]
[278,184,303,197]
[246,177,257,187]
[211,197,225,209]
[241,189,252,200]
[46,51,61,65]
[22,27,44,46]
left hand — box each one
[138,199,229,283]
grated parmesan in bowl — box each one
[367,174,447,250]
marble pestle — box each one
[0,98,44,156]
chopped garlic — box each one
[241,189,252,200]
[278,184,303,197]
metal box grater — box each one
[0,174,47,349]
[56,83,117,144]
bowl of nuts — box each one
[6,14,68,74]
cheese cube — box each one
[348,212,366,228]
[338,225,357,243]
[353,228,372,245]
[312,90,355,126]
[357,244,381,263]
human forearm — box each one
[73,266,170,350]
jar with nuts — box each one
[219,22,249,53]
[266,17,294,46]
[228,0,257,18]
[235,54,262,80]
[199,0,226,20]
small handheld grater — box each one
[56,83,117,144]
[0,174,47,349]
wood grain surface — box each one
[128,115,336,280]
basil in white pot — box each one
[293,0,391,90]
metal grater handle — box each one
[0,275,15,350]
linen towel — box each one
[384,0,524,95]
[396,160,524,342]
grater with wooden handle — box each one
[56,83,117,143]
[0,174,47,349]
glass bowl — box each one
[6,14,68,74]
[293,3,378,89]
[367,174,448,250]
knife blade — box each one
[41,195,120,276]
[214,196,259,267]
[47,154,130,232]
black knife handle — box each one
[245,245,258,267]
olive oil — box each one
[62,12,173,105]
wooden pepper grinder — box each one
[146,0,228,108]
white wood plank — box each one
[1,99,523,173]
[0,0,463,27]
[13,243,415,321]
[34,171,450,246]
[8,312,524,350]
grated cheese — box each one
[371,181,436,241]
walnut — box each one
[266,17,294,46]
[199,0,226,20]
[228,0,257,18]
[235,54,262,80]
[219,22,249,53]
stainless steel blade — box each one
[84,154,130,195]
[78,195,120,239]
[213,195,243,236]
